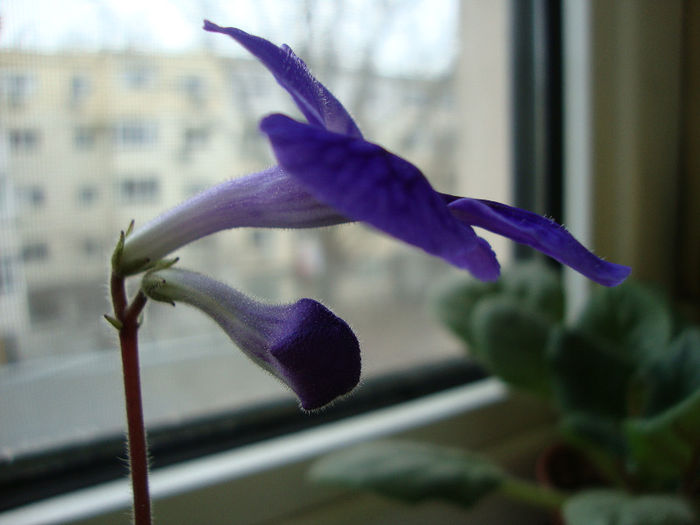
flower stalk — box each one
[109,228,152,525]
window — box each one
[74,126,97,149]
[183,126,209,149]
[17,185,45,208]
[21,242,49,263]
[8,128,40,152]
[0,0,523,517]
[0,257,17,295]
[69,74,90,106]
[112,121,158,148]
[119,176,160,204]
[121,64,156,89]
[76,185,98,205]
[0,73,35,108]
[80,237,102,257]
[181,74,206,104]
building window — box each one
[181,74,206,104]
[119,176,160,204]
[0,73,35,108]
[80,238,102,257]
[74,126,97,150]
[18,185,45,208]
[0,256,16,295]
[183,127,209,150]
[21,242,49,263]
[112,121,157,148]
[77,185,98,205]
[69,75,90,106]
[8,129,40,152]
[121,65,155,90]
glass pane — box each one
[0,0,511,463]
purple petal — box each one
[260,114,500,281]
[118,167,350,275]
[142,268,361,410]
[447,198,631,286]
[203,21,362,139]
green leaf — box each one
[499,260,565,323]
[637,328,700,416]
[470,298,554,396]
[559,414,627,482]
[563,489,626,525]
[549,328,636,419]
[309,440,504,507]
[625,388,700,483]
[433,261,563,352]
[433,278,499,350]
[563,490,697,525]
[575,283,673,364]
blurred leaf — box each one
[433,278,499,351]
[434,261,564,353]
[637,328,700,416]
[549,328,636,419]
[576,283,673,364]
[562,489,626,525]
[309,440,504,507]
[470,297,554,397]
[499,260,565,323]
[625,388,700,483]
[563,490,696,525]
[559,414,627,483]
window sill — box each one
[0,378,555,525]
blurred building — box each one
[0,49,458,361]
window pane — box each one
[0,0,511,468]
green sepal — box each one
[103,314,123,331]
[309,440,504,508]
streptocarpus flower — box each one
[141,268,361,410]
[202,21,629,286]
[118,22,630,287]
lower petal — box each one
[447,198,631,286]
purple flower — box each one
[142,268,361,410]
[118,22,629,287]
[202,21,629,286]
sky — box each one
[0,0,459,77]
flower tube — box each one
[142,268,361,410]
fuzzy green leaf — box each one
[433,278,498,351]
[637,328,700,416]
[309,440,504,507]
[549,328,636,419]
[498,260,565,323]
[625,388,700,483]
[470,298,554,396]
[575,283,672,364]
[563,490,696,525]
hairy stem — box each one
[111,273,151,525]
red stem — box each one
[111,274,151,525]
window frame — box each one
[0,1,573,519]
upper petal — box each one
[260,114,501,281]
[204,21,362,139]
[448,198,631,287]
